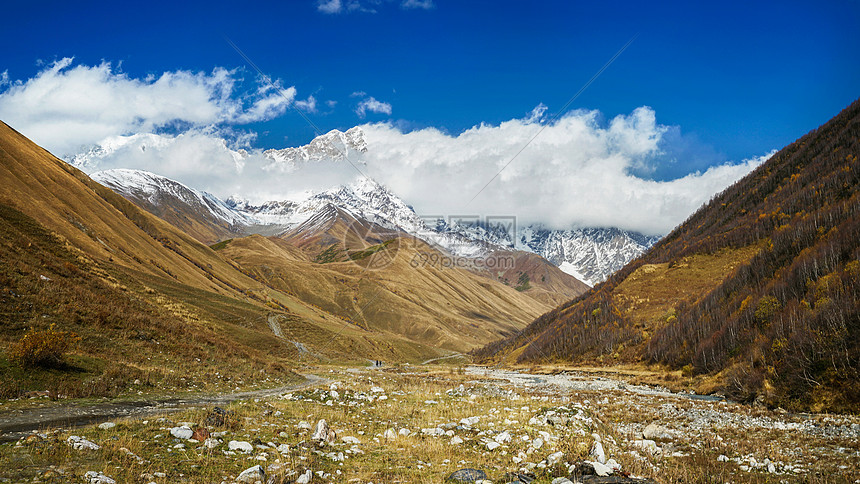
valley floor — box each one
[0,365,858,483]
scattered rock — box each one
[312,419,336,443]
[228,440,254,453]
[236,465,266,483]
[383,428,396,441]
[191,427,210,442]
[486,440,501,451]
[169,426,193,440]
[589,440,606,464]
[67,435,99,451]
[642,423,673,442]
[205,406,234,427]
[97,422,116,430]
[84,471,116,484]
[447,468,488,482]
[551,478,574,484]
[450,436,464,445]
[501,472,536,483]
[296,469,313,483]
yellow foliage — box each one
[9,323,80,368]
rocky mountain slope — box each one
[476,99,860,412]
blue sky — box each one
[0,1,858,233]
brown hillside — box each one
[476,99,860,412]
[0,121,454,400]
[218,228,552,352]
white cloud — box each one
[317,0,342,13]
[354,107,769,235]
[71,105,769,236]
[401,0,434,9]
[0,58,297,157]
[295,95,317,113]
[355,96,392,117]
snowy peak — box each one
[91,169,254,227]
[263,127,367,164]
[518,226,660,286]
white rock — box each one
[398,428,411,436]
[606,458,621,471]
[591,460,613,477]
[486,440,501,451]
[297,420,312,430]
[228,440,254,453]
[236,465,266,483]
[460,416,480,427]
[450,436,464,445]
[531,437,544,450]
[370,386,385,393]
[329,390,339,400]
[312,419,335,443]
[717,454,729,462]
[767,461,777,473]
[277,443,290,454]
[342,436,361,444]
[203,438,219,449]
[296,469,313,483]
[546,451,564,465]
[633,439,661,456]
[383,429,396,441]
[590,441,606,464]
[551,478,573,484]
[84,471,116,484]
[642,423,673,442]
[170,426,194,440]
[494,430,512,443]
[98,422,116,430]
[67,435,100,451]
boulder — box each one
[642,423,673,442]
[589,441,606,464]
[312,419,336,443]
[236,465,266,483]
[447,468,488,482]
[84,471,116,484]
[67,435,100,451]
[170,426,194,440]
[228,440,254,453]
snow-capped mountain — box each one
[517,226,660,286]
[263,127,367,164]
[91,169,255,227]
[86,128,659,285]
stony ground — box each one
[0,365,858,483]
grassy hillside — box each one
[0,121,454,400]
[476,99,860,412]
[217,232,550,352]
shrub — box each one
[9,323,80,368]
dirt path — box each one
[0,373,329,443]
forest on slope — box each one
[476,99,860,411]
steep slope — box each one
[91,169,251,245]
[0,121,452,399]
[477,99,860,411]
[215,233,549,352]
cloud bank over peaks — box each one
[0,58,307,157]
[357,107,772,235]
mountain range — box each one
[0,120,581,399]
[88,127,659,287]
